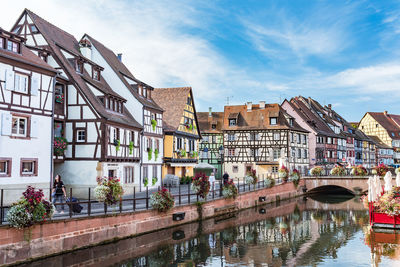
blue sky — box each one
[3,0,400,121]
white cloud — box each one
[0,0,241,110]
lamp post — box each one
[218,145,224,179]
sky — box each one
[1,0,400,121]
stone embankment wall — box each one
[0,181,304,266]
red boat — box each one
[369,203,400,229]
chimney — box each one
[259,101,265,109]
[246,102,252,112]
[117,53,122,62]
[208,107,212,117]
[79,39,92,60]
[384,110,388,116]
[328,104,332,110]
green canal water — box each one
[17,194,400,267]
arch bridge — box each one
[302,176,386,195]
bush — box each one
[7,186,54,229]
[150,188,175,212]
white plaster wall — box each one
[54,160,98,186]
[88,43,143,124]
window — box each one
[273,133,280,140]
[177,138,182,149]
[273,149,281,161]
[297,134,301,144]
[327,137,332,144]
[187,97,192,105]
[0,38,4,49]
[232,166,238,173]
[153,165,158,179]
[143,166,148,181]
[12,116,28,137]
[228,134,235,141]
[376,124,379,128]
[124,167,134,184]
[212,123,216,129]
[20,158,38,176]
[113,128,120,141]
[202,136,209,142]
[143,87,147,98]
[13,26,21,33]
[289,118,294,126]
[228,149,235,157]
[93,68,100,81]
[229,119,236,126]
[290,133,294,143]
[30,25,39,34]
[0,158,11,177]
[212,135,216,143]
[7,40,19,53]
[75,60,83,73]
[270,117,277,125]
[297,149,301,159]
[14,73,29,93]
[76,129,86,142]
[272,166,278,173]
[304,149,308,159]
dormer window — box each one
[143,87,147,98]
[212,123,217,129]
[270,117,277,125]
[92,67,100,81]
[229,119,236,126]
[13,26,21,33]
[289,118,294,126]
[7,40,19,53]
[30,25,39,34]
[75,60,83,73]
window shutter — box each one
[5,69,14,91]
[186,139,189,152]
[31,117,39,138]
[174,137,177,151]
[31,75,40,96]
[1,113,12,136]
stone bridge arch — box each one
[303,177,370,195]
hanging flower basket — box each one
[54,137,68,156]
[148,148,153,160]
[222,179,238,199]
[154,148,159,160]
[129,141,134,155]
[278,165,289,182]
[94,177,124,206]
[291,169,300,187]
[150,188,175,212]
[7,186,54,229]
[151,119,157,131]
[245,169,258,185]
[152,177,158,186]
[191,172,210,199]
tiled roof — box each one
[0,28,56,73]
[24,10,141,128]
[152,87,193,132]
[221,103,308,132]
[197,112,224,134]
[83,34,163,112]
[368,112,400,140]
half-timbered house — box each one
[152,87,201,178]
[0,27,57,198]
[222,101,309,178]
[11,10,142,193]
[78,35,164,190]
[197,108,224,178]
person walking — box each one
[52,175,67,214]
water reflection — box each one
[17,195,400,267]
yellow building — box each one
[152,87,201,178]
[359,111,400,165]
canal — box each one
[14,193,400,267]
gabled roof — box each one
[152,87,199,134]
[83,34,163,112]
[197,112,224,134]
[221,103,308,133]
[0,28,56,73]
[287,97,337,137]
[20,9,141,128]
[367,112,400,140]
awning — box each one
[194,162,215,169]
[169,163,197,167]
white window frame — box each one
[76,129,86,142]
[270,117,277,125]
[11,116,28,137]
[273,133,280,141]
[228,134,235,141]
[0,159,11,177]
[14,73,29,93]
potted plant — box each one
[278,165,289,182]
[222,179,238,199]
[309,166,324,177]
[53,137,68,156]
[245,169,258,185]
[94,177,124,206]
[151,119,157,131]
[129,141,134,155]
[114,139,120,152]
[178,149,186,157]
[372,163,389,177]
[330,165,346,176]
[150,188,175,212]
[351,165,367,176]
[291,169,300,188]
[154,148,159,160]
[7,186,54,229]
[191,172,210,199]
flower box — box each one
[370,203,400,228]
